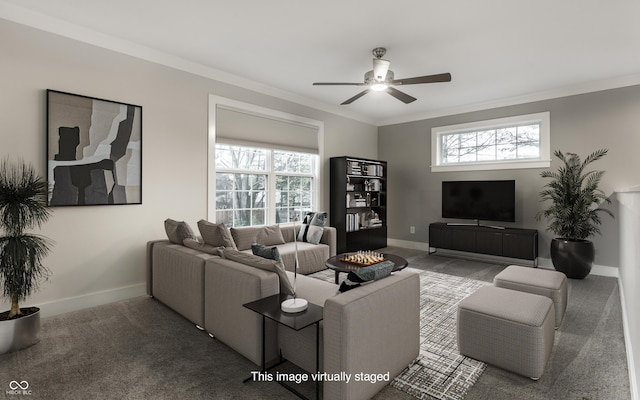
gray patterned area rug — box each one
[309,267,489,400]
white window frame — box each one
[430,112,551,172]
[214,144,318,227]
[208,95,323,224]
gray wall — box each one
[0,19,378,315]
[379,85,640,268]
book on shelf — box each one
[364,164,384,177]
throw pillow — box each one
[251,243,282,262]
[230,225,286,251]
[164,219,196,244]
[223,249,294,295]
[338,260,394,293]
[183,238,224,256]
[297,211,327,245]
[197,219,237,250]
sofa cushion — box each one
[231,225,286,251]
[197,219,237,249]
[183,238,224,256]
[223,249,294,295]
[275,241,330,275]
[297,211,327,245]
[164,219,196,244]
[251,243,282,261]
[339,260,394,293]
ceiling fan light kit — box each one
[313,47,452,105]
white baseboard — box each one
[34,283,147,318]
[387,239,619,278]
[618,277,639,400]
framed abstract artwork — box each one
[46,90,142,206]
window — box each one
[431,112,550,172]
[215,144,317,227]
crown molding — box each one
[377,73,640,126]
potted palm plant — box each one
[0,158,53,354]
[536,149,613,279]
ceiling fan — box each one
[313,47,451,105]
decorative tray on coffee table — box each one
[339,251,388,267]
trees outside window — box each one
[215,144,316,227]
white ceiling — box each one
[3,0,640,126]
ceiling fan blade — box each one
[313,82,367,86]
[385,87,417,104]
[341,89,371,105]
[391,72,452,85]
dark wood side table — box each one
[324,252,409,284]
[243,293,323,400]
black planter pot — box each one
[550,238,595,279]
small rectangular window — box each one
[431,112,550,172]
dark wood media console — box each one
[428,222,538,266]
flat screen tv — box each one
[442,180,515,223]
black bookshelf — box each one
[330,157,387,253]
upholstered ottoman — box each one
[457,286,555,380]
[494,265,567,327]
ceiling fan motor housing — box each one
[372,58,391,81]
[365,69,393,84]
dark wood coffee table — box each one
[324,252,409,284]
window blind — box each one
[215,106,319,154]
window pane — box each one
[300,177,312,191]
[233,191,250,209]
[518,143,540,158]
[477,130,496,147]
[441,134,459,163]
[215,145,233,169]
[458,132,476,148]
[216,191,233,209]
[234,174,249,190]
[459,150,477,163]
[276,175,288,190]
[252,191,266,208]
[216,210,233,226]
[251,209,265,225]
[497,127,516,144]
[234,210,251,227]
[251,174,266,190]
[216,173,234,190]
[477,145,496,161]
[289,176,302,190]
[217,146,267,170]
[443,147,460,164]
[301,191,311,207]
[517,124,539,143]
[497,143,517,160]
[299,156,312,174]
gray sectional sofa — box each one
[147,223,420,400]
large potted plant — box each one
[536,149,613,279]
[0,158,52,354]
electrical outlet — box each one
[410,226,415,234]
